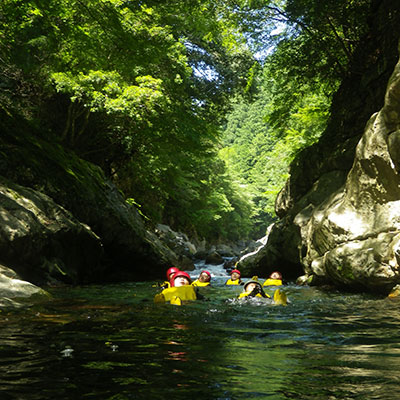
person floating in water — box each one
[192,270,211,287]
[225,269,243,285]
[238,278,287,305]
[263,271,283,287]
[154,271,198,305]
[238,279,270,299]
[171,271,192,287]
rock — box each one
[239,239,263,255]
[0,264,49,307]
[0,116,178,284]
[193,250,209,260]
[176,255,195,271]
[0,178,103,285]
[205,251,224,265]
[254,51,400,293]
[223,257,238,271]
[215,244,236,257]
[236,224,303,279]
[301,66,400,292]
[155,224,197,258]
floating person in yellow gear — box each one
[192,270,212,287]
[263,271,283,287]
[154,271,198,305]
[238,279,271,299]
[238,279,287,305]
[225,269,243,285]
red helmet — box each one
[166,267,180,279]
[231,269,241,276]
[201,270,211,277]
[170,271,192,287]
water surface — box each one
[1,264,400,399]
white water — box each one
[189,259,232,283]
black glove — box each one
[249,286,261,297]
[250,285,268,298]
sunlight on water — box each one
[1,263,400,399]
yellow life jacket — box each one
[225,278,241,285]
[154,285,197,303]
[192,280,210,287]
[263,278,283,286]
[273,289,287,305]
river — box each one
[1,261,400,399]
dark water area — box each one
[1,264,400,400]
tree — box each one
[0,0,257,240]
[220,58,331,237]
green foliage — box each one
[0,0,258,241]
[220,65,331,237]
[0,0,378,244]
[217,0,373,238]
[238,0,372,84]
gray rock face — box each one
[300,58,400,292]
[0,178,103,284]
[0,172,179,286]
[0,264,49,307]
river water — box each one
[1,262,400,400]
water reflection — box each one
[1,278,400,399]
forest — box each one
[0,0,376,242]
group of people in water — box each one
[154,266,287,306]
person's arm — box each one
[195,288,206,300]
[249,286,270,298]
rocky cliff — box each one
[238,1,400,293]
[0,110,179,295]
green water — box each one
[1,274,400,400]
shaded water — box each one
[1,263,400,399]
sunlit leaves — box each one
[52,71,168,122]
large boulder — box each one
[236,224,304,279]
[0,177,103,284]
[154,224,196,269]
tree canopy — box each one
[0,0,377,241]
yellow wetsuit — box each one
[225,278,242,285]
[154,285,197,303]
[263,279,283,286]
[192,280,210,287]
